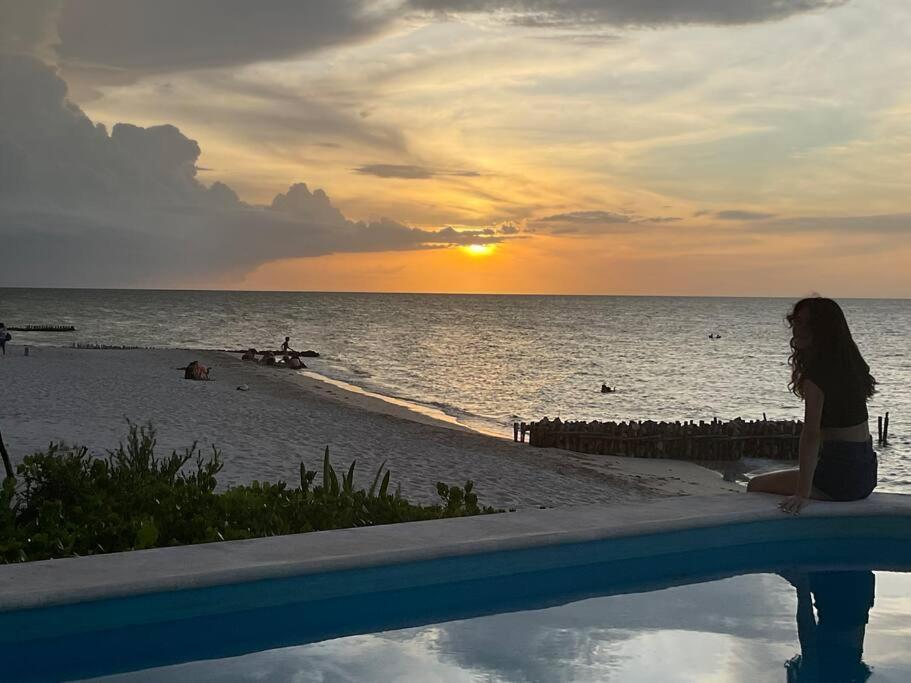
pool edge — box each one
[2,491,910,612]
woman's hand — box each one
[779,495,809,515]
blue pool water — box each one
[90,570,911,683]
[3,517,911,682]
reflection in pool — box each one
[88,570,911,683]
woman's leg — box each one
[747,468,800,495]
[747,468,833,499]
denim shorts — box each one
[813,438,878,501]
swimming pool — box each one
[82,568,911,682]
[2,504,911,683]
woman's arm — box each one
[797,379,824,496]
[780,379,824,513]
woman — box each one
[747,297,877,513]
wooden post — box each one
[513,422,519,442]
[883,412,889,445]
[0,429,13,480]
[878,416,883,446]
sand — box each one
[0,346,740,509]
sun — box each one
[462,243,496,257]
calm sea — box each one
[2,289,909,491]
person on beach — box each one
[0,322,8,355]
[747,297,877,513]
[181,361,211,380]
[281,336,294,354]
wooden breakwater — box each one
[8,325,75,332]
[877,412,891,447]
[514,417,802,461]
[71,343,153,350]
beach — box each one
[0,346,739,509]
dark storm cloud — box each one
[53,1,395,72]
[0,0,62,57]
[3,1,847,79]
[0,55,507,287]
[532,210,690,234]
[405,0,847,27]
[538,210,633,223]
[354,164,480,179]
[758,213,911,234]
[714,210,777,220]
[530,210,639,235]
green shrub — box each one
[0,424,500,563]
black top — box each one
[804,360,869,428]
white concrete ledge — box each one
[1,492,910,614]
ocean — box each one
[2,288,908,491]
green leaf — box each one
[344,461,356,494]
[322,446,331,492]
[328,466,339,498]
[368,460,387,498]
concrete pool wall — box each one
[3,492,911,682]
[2,492,911,615]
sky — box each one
[1,0,909,296]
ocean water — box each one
[1,289,909,490]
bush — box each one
[0,424,500,563]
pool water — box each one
[83,570,911,683]
[3,527,911,682]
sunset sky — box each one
[1,1,910,296]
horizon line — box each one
[1,285,909,301]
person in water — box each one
[281,336,294,354]
[747,297,877,512]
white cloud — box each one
[0,56,506,287]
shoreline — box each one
[0,346,741,508]
[294,367,499,437]
[13,342,509,437]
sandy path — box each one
[0,347,739,509]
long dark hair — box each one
[786,297,876,399]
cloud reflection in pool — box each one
[88,571,911,682]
